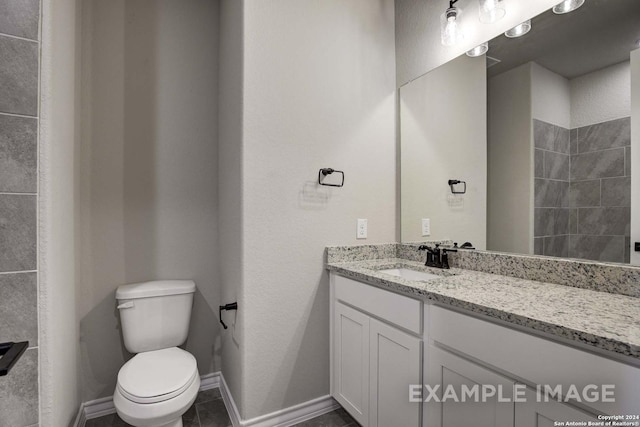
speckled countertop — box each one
[327,258,640,360]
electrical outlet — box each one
[357,219,368,239]
[422,218,431,236]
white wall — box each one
[487,63,533,254]
[78,0,221,401]
[531,63,571,129]
[400,54,487,247]
[240,0,396,419]
[571,61,631,129]
[39,0,82,424]
[631,49,640,266]
[395,0,561,86]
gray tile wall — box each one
[533,120,570,258]
[0,1,40,426]
[569,117,631,263]
[534,118,631,264]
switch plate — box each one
[357,219,368,239]
[422,218,431,236]
[635,242,640,252]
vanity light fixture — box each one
[504,20,531,38]
[553,0,585,15]
[479,0,506,24]
[441,0,463,46]
[466,42,489,57]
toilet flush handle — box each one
[117,301,134,309]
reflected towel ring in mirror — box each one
[318,168,345,187]
[448,179,466,194]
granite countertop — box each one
[327,257,640,360]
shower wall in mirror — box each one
[400,0,640,264]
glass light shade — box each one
[553,0,585,14]
[479,0,506,24]
[441,7,463,46]
[466,42,489,57]
[504,20,531,38]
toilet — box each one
[113,280,200,427]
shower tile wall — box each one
[0,1,40,426]
[570,117,631,263]
[533,119,570,257]
[534,117,631,263]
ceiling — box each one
[487,0,640,79]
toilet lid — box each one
[117,347,198,404]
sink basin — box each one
[378,268,442,282]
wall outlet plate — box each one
[635,242,640,252]
[422,218,431,236]
[357,219,368,239]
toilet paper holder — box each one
[219,302,238,330]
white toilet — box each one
[113,280,200,427]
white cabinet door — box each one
[515,388,599,427]
[333,302,370,426]
[369,318,422,427]
[425,345,515,427]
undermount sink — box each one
[378,268,442,282]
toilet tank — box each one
[116,280,196,353]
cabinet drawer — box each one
[429,305,640,415]
[333,274,422,335]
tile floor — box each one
[85,388,357,427]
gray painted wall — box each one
[218,0,245,416]
[0,1,40,425]
[239,0,397,419]
[487,63,533,254]
[78,0,221,402]
[400,54,487,247]
[39,0,83,423]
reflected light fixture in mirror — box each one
[504,19,531,38]
[441,0,462,46]
[466,42,489,57]
[479,0,506,24]
[553,0,585,14]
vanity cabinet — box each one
[330,272,639,427]
[515,388,600,427]
[425,345,515,427]
[428,305,639,426]
[331,274,423,427]
[369,318,422,427]
[333,301,370,425]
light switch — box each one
[422,218,431,236]
[357,219,368,239]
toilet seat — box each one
[117,347,198,404]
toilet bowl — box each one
[114,347,200,427]
[113,280,199,427]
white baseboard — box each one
[199,371,221,390]
[75,372,221,426]
[75,371,338,427]
[82,396,117,421]
[218,374,339,427]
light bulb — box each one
[466,42,489,57]
[504,20,531,38]
[553,0,585,14]
[441,7,462,46]
[479,0,506,24]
